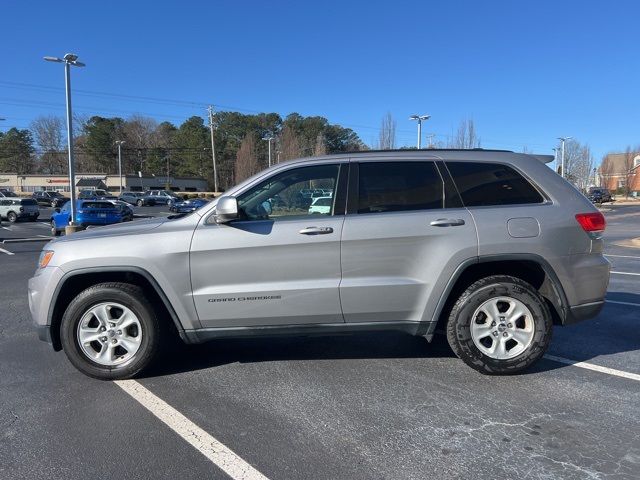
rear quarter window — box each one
[446,162,544,207]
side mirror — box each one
[214,196,238,224]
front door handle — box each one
[430,218,466,227]
[299,226,334,235]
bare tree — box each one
[448,119,480,149]
[234,132,259,183]
[122,115,158,174]
[30,116,66,173]
[622,147,637,198]
[563,139,593,190]
[598,155,614,190]
[313,133,327,156]
[377,112,396,150]
[279,124,302,161]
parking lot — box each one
[1,204,639,480]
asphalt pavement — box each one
[1,204,639,480]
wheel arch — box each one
[428,254,569,338]
[48,267,186,351]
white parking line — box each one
[0,247,14,255]
[115,380,269,480]
[605,254,640,260]
[611,271,640,276]
[1,226,11,231]
[544,355,640,382]
[607,300,640,307]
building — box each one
[598,152,640,195]
[0,173,209,195]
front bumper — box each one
[28,266,65,347]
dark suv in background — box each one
[33,191,68,208]
[587,187,613,204]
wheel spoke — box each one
[91,304,111,327]
[96,342,114,363]
[78,328,102,344]
[117,312,137,330]
[119,336,140,353]
[511,330,532,346]
[507,304,526,323]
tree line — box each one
[0,112,365,190]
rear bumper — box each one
[564,301,605,325]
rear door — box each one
[190,162,348,328]
[340,159,478,324]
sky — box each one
[1,0,639,164]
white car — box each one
[308,196,333,214]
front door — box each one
[340,160,478,324]
[190,163,347,328]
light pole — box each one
[44,53,85,228]
[558,136,572,179]
[262,135,274,167]
[207,106,218,193]
[115,140,125,193]
[409,114,430,149]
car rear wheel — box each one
[136,199,144,207]
[60,283,161,380]
[7,211,17,223]
[446,275,552,375]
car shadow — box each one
[142,292,639,378]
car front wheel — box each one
[60,283,161,380]
[446,275,552,375]
[136,199,144,207]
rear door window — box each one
[446,162,544,207]
[357,162,443,214]
[21,199,38,206]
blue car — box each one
[169,198,209,214]
[51,200,122,236]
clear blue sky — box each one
[1,0,638,163]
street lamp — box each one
[262,135,274,167]
[44,53,85,229]
[409,114,430,149]
[115,140,125,193]
[557,136,572,179]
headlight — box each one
[38,250,54,269]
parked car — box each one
[0,189,16,197]
[308,196,333,214]
[30,149,610,380]
[108,200,134,222]
[587,187,613,204]
[78,189,118,201]
[50,200,122,235]
[169,198,209,213]
[119,191,156,207]
[0,197,39,222]
[33,191,68,208]
[144,190,181,206]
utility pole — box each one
[558,136,572,178]
[207,106,218,193]
[426,134,435,149]
[409,114,430,149]
[115,140,125,193]
[166,156,170,190]
[44,53,85,230]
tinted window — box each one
[83,202,114,209]
[446,162,543,207]
[20,199,38,206]
[357,162,443,214]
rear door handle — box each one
[430,218,466,227]
[299,226,334,235]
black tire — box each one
[446,275,552,375]
[137,199,144,207]
[60,282,161,380]
[7,211,17,223]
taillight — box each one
[575,212,606,233]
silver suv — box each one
[28,150,610,379]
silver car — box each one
[28,150,610,379]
